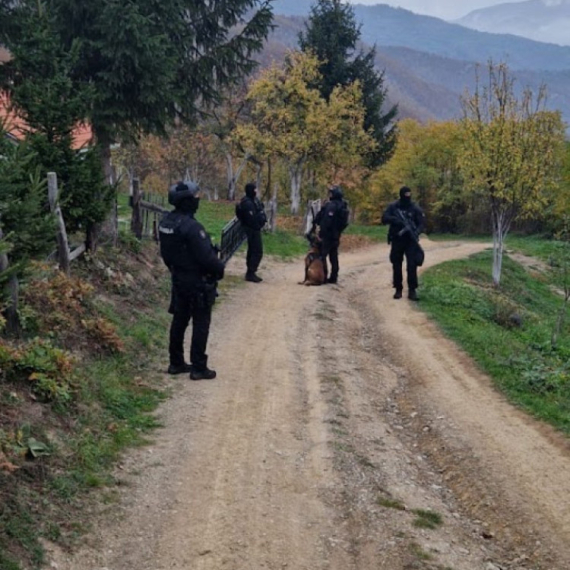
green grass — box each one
[0,242,172,569]
[377,497,406,511]
[505,234,561,259]
[420,246,570,435]
[412,509,443,529]
[197,200,389,259]
[410,542,432,561]
[344,223,387,242]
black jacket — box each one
[158,209,224,287]
[315,198,348,241]
[238,196,267,231]
[381,199,425,243]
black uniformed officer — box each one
[381,186,425,301]
[237,182,267,283]
[159,181,225,380]
[313,186,349,284]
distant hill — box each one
[456,0,570,47]
[262,10,570,132]
[272,0,570,71]
[376,46,570,128]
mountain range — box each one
[268,1,570,132]
[456,0,570,47]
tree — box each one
[299,0,397,168]
[0,0,274,245]
[460,62,567,285]
[0,125,55,332]
[235,51,375,213]
[203,83,254,201]
[0,2,110,238]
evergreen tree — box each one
[0,0,274,160]
[0,0,274,245]
[0,2,112,237]
[299,0,397,168]
[0,132,55,269]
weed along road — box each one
[49,239,570,570]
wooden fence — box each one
[129,178,169,241]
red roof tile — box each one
[0,93,93,149]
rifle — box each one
[396,209,425,266]
[396,209,420,243]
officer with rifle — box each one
[159,181,225,380]
[381,186,425,301]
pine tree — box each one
[299,0,397,168]
[0,0,274,246]
[0,2,112,237]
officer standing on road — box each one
[236,182,267,283]
[312,185,349,284]
[159,181,225,380]
[381,186,425,301]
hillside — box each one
[273,0,570,71]
[456,0,570,47]
[263,8,570,130]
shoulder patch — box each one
[199,230,207,239]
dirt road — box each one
[48,239,570,570]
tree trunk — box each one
[226,153,236,200]
[47,172,71,275]
[130,178,143,239]
[226,152,250,201]
[491,210,509,286]
[268,182,278,233]
[0,224,20,336]
[87,128,114,251]
[289,162,304,215]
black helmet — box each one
[329,185,343,200]
[168,180,200,206]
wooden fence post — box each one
[303,199,321,236]
[130,178,143,239]
[47,172,71,275]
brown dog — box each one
[299,237,325,286]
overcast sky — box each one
[347,0,520,20]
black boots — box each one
[167,363,193,375]
[168,363,216,380]
[245,272,262,283]
[190,367,217,381]
[393,289,418,301]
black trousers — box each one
[321,238,339,282]
[389,237,419,291]
[245,228,263,274]
[169,285,212,371]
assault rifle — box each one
[396,209,420,243]
[396,209,425,267]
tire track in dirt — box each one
[47,239,570,570]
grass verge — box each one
[420,242,570,435]
[0,242,171,569]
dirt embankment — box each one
[47,239,570,570]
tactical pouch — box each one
[194,282,218,309]
[414,243,425,267]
